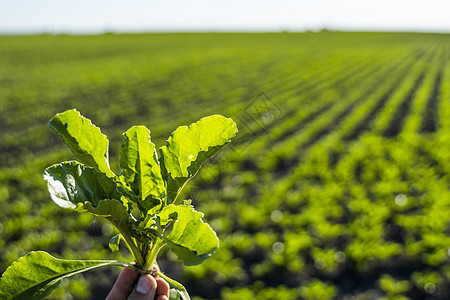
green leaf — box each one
[0,251,135,300]
[159,115,237,203]
[43,161,125,216]
[159,205,219,266]
[49,109,114,177]
[119,126,165,212]
[169,289,182,300]
[109,234,121,252]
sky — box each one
[1,0,450,34]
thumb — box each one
[128,274,157,300]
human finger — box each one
[155,277,170,300]
[106,267,139,300]
[127,274,157,300]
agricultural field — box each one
[0,32,450,299]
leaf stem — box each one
[155,271,191,300]
[173,179,190,205]
[155,271,184,290]
[112,221,145,267]
[144,238,165,271]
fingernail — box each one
[136,276,151,294]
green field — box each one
[1,32,450,299]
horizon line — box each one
[1,28,450,36]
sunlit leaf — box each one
[0,251,135,300]
[119,126,165,212]
[159,205,219,266]
[159,115,237,202]
[49,109,114,177]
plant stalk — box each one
[112,220,145,267]
[144,238,165,271]
[173,179,190,205]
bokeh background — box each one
[1,1,450,299]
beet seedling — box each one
[0,109,237,300]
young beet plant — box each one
[0,109,237,300]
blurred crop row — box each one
[1,32,449,299]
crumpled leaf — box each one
[159,204,219,266]
[118,126,165,213]
[169,289,182,300]
[43,161,125,216]
[0,251,135,300]
[49,109,114,177]
[109,234,121,252]
[159,115,237,203]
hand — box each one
[106,266,170,300]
